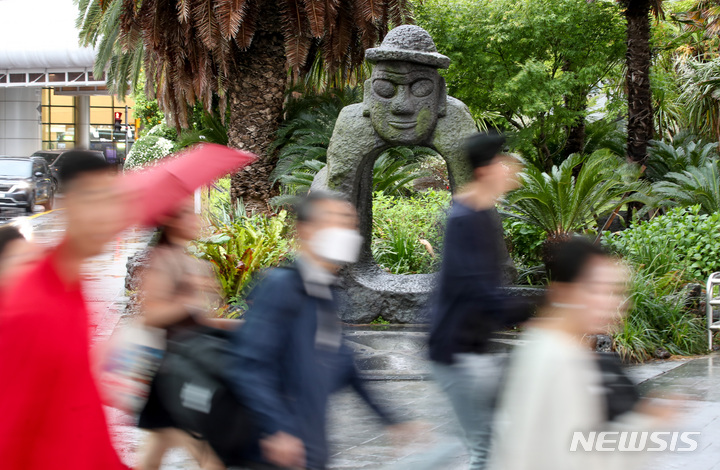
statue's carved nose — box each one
[391,87,414,115]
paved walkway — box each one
[24,211,720,470]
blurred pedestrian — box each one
[135,198,225,470]
[0,224,38,293]
[0,152,130,469]
[489,238,676,470]
[428,132,532,470]
[228,191,407,470]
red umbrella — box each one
[121,144,256,226]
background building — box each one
[0,0,135,159]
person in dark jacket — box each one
[428,132,532,470]
[228,191,404,470]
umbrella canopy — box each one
[121,144,256,226]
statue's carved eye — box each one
[373,79,396,99]
[411,79,434,98]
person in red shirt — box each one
[0,151,132,469]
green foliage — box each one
[177,112,229,149]
[645,134,718,182]
[124,124,178,170]
[190,209,295,312]
[605,206,710,362]
[605,206,720,282]
[614,269,706,362]
[270,86,363,194]
[372,190,452,274]
[146,121,178,141]
[417,0,626,166]
[502,218,545,269]
[132,86,165,131]
[503,151,648,240]
[677,56,720,143]
[653,160,720,214]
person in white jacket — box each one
[489,238,677,470]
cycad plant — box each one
[645,135,718,182]
[177,112,229,149]
[503,150,647,262]
[653,160,720,214]
[270,86,362,184]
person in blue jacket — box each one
[428,132,534,470]
[228,191,403,470]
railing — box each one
[706,272,720,350]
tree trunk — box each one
[227,5,287,213]
[624,0,654,165]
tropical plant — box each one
[76,0,412,210]
[677,56,720,143]
[190,209,295,313]
[372,190,451,274]
[618,0,665,164]
[502,151,648,258]
[645,136,718,182]
[270,86,362,182]
[653,160,720,214]
[177,112,229,149]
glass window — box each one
[90,95,112,107]
[0,160,32,178]
[41,88,76,150]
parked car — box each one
[0,157,54,213]
[31,149,107,192]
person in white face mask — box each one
[227,191,408,470]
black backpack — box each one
[154,324,259,465]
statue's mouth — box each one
[388,120,417,130]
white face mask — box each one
[309,227,363,265]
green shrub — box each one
[190,210,295,316]
[605,205,720,282]
[372,190,451,274]
[502,218,546,284]
[146,121,178,141]
[614,269,706,362]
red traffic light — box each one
[114,112,122,121]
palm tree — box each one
[503,151,647,264]
[618,0,664,165]
[76,0,413,211]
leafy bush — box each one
[605,205,720,282]
[614,269,706,362]
[190,209,295,315]
[652,160,720,215]
[372,190,451,274]
[502,218,546,284]
[146,121,178,141]
[124,131,177,170]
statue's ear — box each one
[438,76,447,117]
[362,79,373,117]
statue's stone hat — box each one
[365,25,450,69]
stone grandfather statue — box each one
[311,25,490,324]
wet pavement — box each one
[15,209,720,469]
